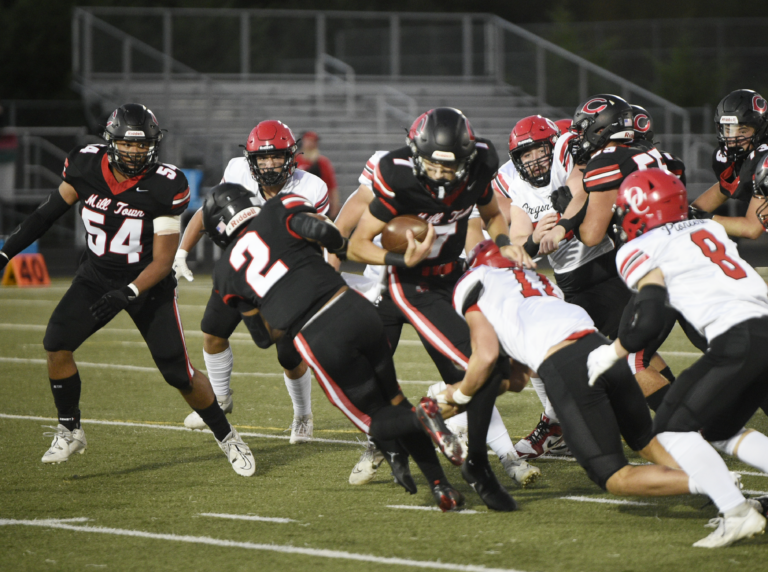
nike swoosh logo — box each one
[136,188,150,193]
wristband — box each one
[175,249,188,259]
[494,234,511,247]
[523,234,538,257]
[384,252,407,267]
[452,388,472,405]
[555,218,577,233]
[126,283,139,299]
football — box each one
[381,215,429,254]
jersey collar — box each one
[100,154,145,195]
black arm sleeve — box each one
[555,196,588,235]
[523,234,538,257]
[288,213,345,251]
[1,190,72,259]
[618,285,669,353]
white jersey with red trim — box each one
[222,157,329,215]
[492,159,613,273]
[453,265,595,372]
[550,130,577,188]
[616,219,768,342]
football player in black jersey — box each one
[688,89,768,239]
[0,104,254,476]
[347,108,533,512]
[202,182,466,512]
[537,95,679,413]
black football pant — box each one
[653,317,768,441]
[387,267,500,468]
[201,288,302,370]
[538,332,654,489]
[43,261,194,390]
[293,289,448,483]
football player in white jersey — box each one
[334,151,539,491]
[443,241,732,518]
[173,121,329,442]
[494,115,630,460]
[587,169,768,547]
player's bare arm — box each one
[478,196,534,268]
[443,311,499,406]
[464,217,485,254]
[509,205,535,246]
[578,189,617,247]
[131,232,179,294]
[713,195,766,239]
[587,268,666,385]
[327,184,374,270]
[348,208,436,267]
[691,181,728,212]
[494,191,512,226]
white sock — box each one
[203,347,233,399]
[657,431,745,513]
[529,376,559,423]
[486,406,518,460]
[712,428,768,473]
[285,369,312,417]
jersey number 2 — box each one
[230,232,289,297]
[691,229,747,279]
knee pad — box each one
[584,454,628,491]
[276,337,303,371]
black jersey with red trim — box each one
[712,144,768,203]
[368,139,498,268]
[212,193,346,338]
[582,141,668,193]
[61,143,190,277]
[634,139,687,186]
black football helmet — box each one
[630,104,654,141]
[407,107,477,199]
[752,150,768,229]
[571,94,634,164]
[715,89,768,162]
[202,183,261,248]
[103,103,163,177]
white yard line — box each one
[743,490,768,495]
[0,519,529,572]
[199,513,298,524]
[0,413,361,446]
[561,496,652,506]
[387,506,481,515]
[737,471,768,478]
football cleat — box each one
[216,427,255,477]
[431,481,466,512]
[461,459,518,512]
[445,419,469,464]
[500,454,541,488]
[694,506,765,548]
[349,443,385,485]
[289,414,314,444]
[382,449,417,494]
[184,392,234,430]
[747,496,768,518]
[416,397,463,466]
[41,424,87,464]
[515,413,566,459]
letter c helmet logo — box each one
[626,186,649,215]
[753,95,767,114]
[634,114,651,132]
[582,98,608,115]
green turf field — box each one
[1,277,766,572]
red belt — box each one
[565,328,596,341]
[420,262,457,276]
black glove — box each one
[550,186,573,215]
[330,237,348,261]
[0,252,8,273]
[90,285,136,322]
[688,205,714,220]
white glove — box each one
[587,343,621,386]
[173,249,194,282]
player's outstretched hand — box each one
[532,212,558,244]
[500,244,535,269]
[538,225,566,255]
[404,223,435,267]
[173,249,194,282]
[587,343,621,386]
[90,286,135,323]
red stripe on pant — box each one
[388,270,469,369]
[294,333,371,433]
[171,289,195,381]
[627,349,646,375]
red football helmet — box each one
[614,168,688,243]
[467,239,517,270]
[508,115,559,188]
[244,120,298,187]
[555,119,573,135]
